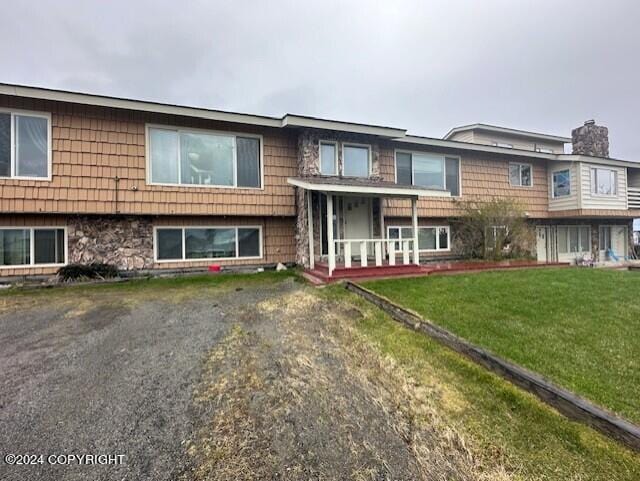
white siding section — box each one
[548,162,579,211]
[448,131,475,143]
[470,132,565,153]
[580,162,628,210]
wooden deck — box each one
[303,259,569,284]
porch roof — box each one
[287,176,450,198]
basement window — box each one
[155,226,262,261]
[387,226,450,252]
[0,227,66,267]
[0,110,51,179]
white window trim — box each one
[556,225,591,254]
[551,168,571,198]
[0,226,67,269]
[319,140,338,176]
[509,162,533,187]
[341,142,372,177]
[153,225,263,263]
[0,108,52,181]
[145,124,264,190]
[590,167,618,197]
[386,225,451,252]
[393,149,462,197]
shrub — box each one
[57,262,119,281]
[453,197,535,260]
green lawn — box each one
[325,285,640,480]
[362,268,640,424]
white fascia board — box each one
[395,135,558,160]
[0,83,283,128]
[287,178,450,198]
[557,155,640,168]
[282,115,406,138]
[444,123,571,143]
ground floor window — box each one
[155,226,262,261]
[557,226,590,254]
[387,226,450,252]
[0,227,66,267]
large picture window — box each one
[590,168,617,196]
[0,227,65,267]
[0,110,50,179]
[387,226,450,252]
[155,226,262,261]
[552,169,571,198]
[148,126,262,188]
[395,151,460,196]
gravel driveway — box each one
[0,274,493,481]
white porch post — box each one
[379,196,385,259]
[307,191,314,270]
[327,193,335,276]
[411,197,419,265]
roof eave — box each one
[287,177,450,198]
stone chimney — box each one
[571,120,609,157]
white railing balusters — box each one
[333,238,417,270]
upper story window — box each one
[342,144,371,177]
[492,141,513,149]
[552,169,571,198]
[0,110,50,179]
[509,162,532,187]
[396,151,460,196]
[536,147,554,154]
[319,141,337,175]
[147,126,262,188]
[590,167,617,196]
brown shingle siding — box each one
[0,95,297,217]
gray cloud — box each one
[1,0,639,158]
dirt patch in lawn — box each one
[185,286,511,481]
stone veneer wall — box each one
[294,128,384,266]
[68,215,154,270]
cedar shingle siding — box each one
[0,95,297,216]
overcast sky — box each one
[1,0,639,160]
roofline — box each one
[281,114,406,138]
[287,177,450,198]
[0,82,284,128]
[2,82,638,165]
[444,123,571,143]
[557,154,640,168]
[0,82,405,138]
[394,135,558,160]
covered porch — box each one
[288,176,449,278]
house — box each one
[0,83,639,280]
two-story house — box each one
[0,83,638,280]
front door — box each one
[536,226,548,261]
[342,197,372,257]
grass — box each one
[361,268,640,424]
[324,284,640,480]
[0,270,299,312]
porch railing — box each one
[628,187,640,209]
[334,238,417,269]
